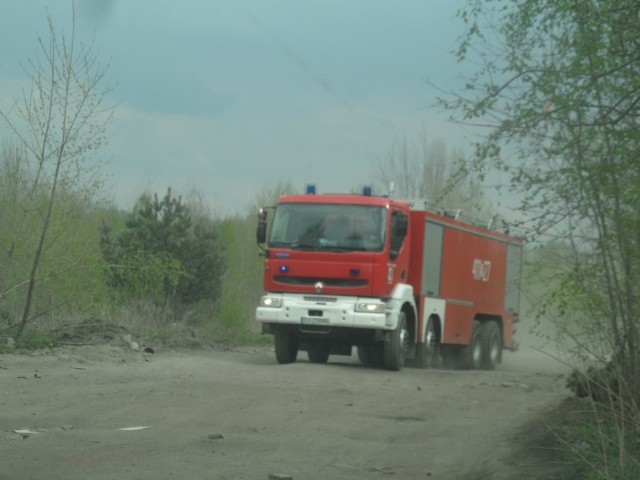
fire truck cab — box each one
[256,187,522,371]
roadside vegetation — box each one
[447,0,640,477]
[0,6,276,351]
[3,2,637,477]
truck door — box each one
[388,209,409,285]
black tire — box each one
[384,311,409,371]
[358,345,384,368]
[413,316,440,369]
[274,325,298,364]
[307,343,330,364]
[480,321,502,370]
[460,320,482,370]
[371,346,385,367]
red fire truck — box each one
[255,186,522,371]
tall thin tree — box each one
[0,6,113,339]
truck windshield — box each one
[268,203,387,252]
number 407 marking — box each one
[472,259,491,281]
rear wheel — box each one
[307,343,330,364]
[460,320,482,370]
[384,312,409,371]
[274,325,298,364]
[413,316,439,369]
[357,345,384,368]
[480,321,501,370]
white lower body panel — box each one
[256,293,390,330]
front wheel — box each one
[307,343,330,364]
[274,325,298,364]
[413,316,440,369]
[384,312,409,371]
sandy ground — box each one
[0,341,574,480]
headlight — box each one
[355,302,386,313]
[260,296,282,308]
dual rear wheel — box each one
[459,320,502,370]
[480,320,502,370]
[412,316,440,368]
[407,317,501,371]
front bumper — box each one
[256,293,392,330]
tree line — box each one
[0,5,502,348]
[448,0,640,476]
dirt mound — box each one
[56,318,131,346]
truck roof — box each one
[278,193,409,209]
[277,193,521,243]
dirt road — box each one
[1,343,571,480]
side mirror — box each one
[395,215,408,237]
[256,208,268,244]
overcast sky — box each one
[0,0,471,216]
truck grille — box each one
[274,276,367,287]
[304,296,338,303]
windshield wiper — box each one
[290,243,316,251]
[319,246,368,253]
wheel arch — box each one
[427,314,442,344]
[402,302,418,345]
[421,298,446,344]
[387,283,417,334]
